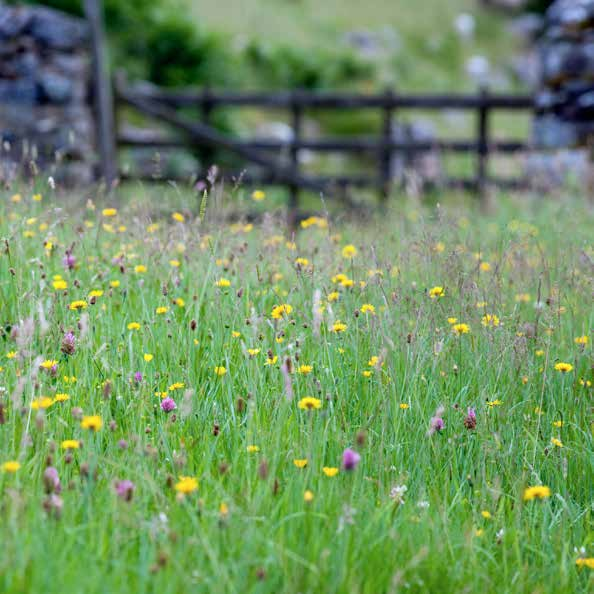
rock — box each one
[0,5,31,39]
[28,7,88,50]
[0,78,38,104]
[454,13,476,41]
[466,55,490,85]
[506,14,544,42]
[38,71,74,104]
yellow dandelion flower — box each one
[2,461,20,473]
[172,212,185,223]
[481,314,500,328]
[155,306,169,315]
[575,558,594,569]
[81,415,103,431]
[574,335,589,345]
[61,440,80,450]
[322,467,339,477]
[360,303,375,315]
[134,265,147,274]
[298,397,322,410]
[297,365,313,375]
[252,190,266,201]
[293,459,308,468]
[144,353,153,362]
[102,208,117,217]
[53,279,68,290]
[127,322,141,330]
[332,321,348,333]
[215,278,231,288]
[523,485,551,501]
[554,362,573,373]
[69,300,88,311]
[429,286,445,299]
[342,244,357,258]
[271,304,293,319]
[452,323,470,335]
[246,445,260,453]
[550,437,563,448]
[175,476,198,494]
[31,396,54,410]
[214,366,227,376]
[303,490,314,503]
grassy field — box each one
[0,184,592,593]
[187,0,522,93]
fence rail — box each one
[113,77,536,214]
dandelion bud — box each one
[236,397,245,413]
[109,420,117,431]
[190,319,197,331]
[218,462,229,475]
[258,459,269,480]
[356,430,367,447]
[42,494,63,518]
[212,423,220,436]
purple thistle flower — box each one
[464,407,477,430]
[430,415,445,434]
[133,371,143,383]
[161,397,177,413]
[43,466,61,494]
[428,405,446,436]
[62,253,76,270]
[342,447,361,471]
[61,331,76,355]
[114,479,135,502]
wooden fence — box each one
[112,77,535,212]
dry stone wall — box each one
[534,0,594,148]
[0,2,95,185]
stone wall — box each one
[0,3,95,185]
[534,0,594,148]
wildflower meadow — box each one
[0,187,592,593]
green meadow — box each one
[0,185,592,593]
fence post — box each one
[288,91,303,224]
[199,87,215,171]
[84,0,117,189]
[477,85,490,201]
[379,88,394,204]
